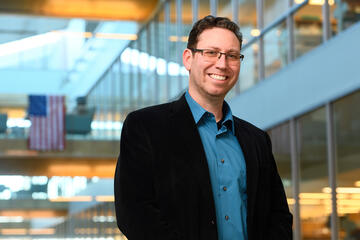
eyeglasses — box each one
[189,48,244,63]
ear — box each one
[183,48,193,71]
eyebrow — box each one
[201,46,240,52]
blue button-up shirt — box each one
[185,92,247,240]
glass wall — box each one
[169,0,178,99]
[181,0,192,90]
[198,0,211,19]
[334,91,360,240]
[297,107,331,239]
[0,176,123,239]
[264,0,288,26]
[331,0,360,36]
[157,8,169,104]
[218,0,232,18]
[239,39,260,91]
[264,90,360,239]
[268,122,293,214]
[226,39,259,100]
[86,0,360,141]
[264,19,288,78]
[148,20,158,106]
[294,2,324,59]
[238,0,257,43]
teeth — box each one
[209,74,226,80]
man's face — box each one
[183,27,241,101]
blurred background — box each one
[0,0,359,239]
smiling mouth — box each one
[208,74,227,80]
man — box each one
[114,15,292,240]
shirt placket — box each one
[215,125,233,239]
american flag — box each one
[28,95,65,151]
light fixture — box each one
[337,199,360,206]
[95,195,115,202]
[52,30,93,38]
[0,216,24,223]
[250,29,261,37]
[95,33,137,40]
[52,30,138,40]
[252,43,259,51]
[0,32,61,57]
[299,199,322,205]
[323,187,360,194]
[300,193,331,199]
[294,0,334,5]
[287,198,295,205]
[355,181,360,187]
[294,0,305,4]
[169,36,188,42]
[49,196,93,202]
[29,228,55,235]
[92,215,116,223]
[310,0,334,5]
[0,228,27,235]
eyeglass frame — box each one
[188,48,244,62]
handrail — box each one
[86,0,170,96]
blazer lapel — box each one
[234,119,259,235]
[169,95,213,187]
[169,94,216,216]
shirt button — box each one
[225,215,229,220]
[221,159,225,163]
[210,220,215,225]
[223,186,227,191]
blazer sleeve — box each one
[114,113,181,240]
[265,132,293,239]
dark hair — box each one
[187,15,243,49]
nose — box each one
[215,53,227,69]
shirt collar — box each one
[185,91,207,124]
[185,91,234,132]
[222,102,235,132]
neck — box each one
[188,90,224,122]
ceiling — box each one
[0,0,159,21]
[0,14,70,44]
[0,0,159,108]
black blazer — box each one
[114,95,292,240]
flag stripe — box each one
[41,117,45,150]
[29,95,65,151]
[50,96,54,150]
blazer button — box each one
[225,215,229,220]
[210,220,215,225]
[221,159,225,163]
[223,186,227,191]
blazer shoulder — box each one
[233,116,269,140]
[126,102,173,121]
[233,116,264,133]
[123,100,180,133]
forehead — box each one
[197,27,240,50]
